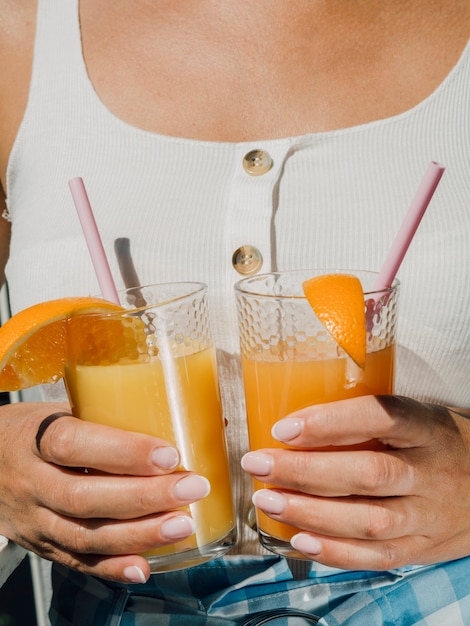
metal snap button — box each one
[232,246,264,276]
[242,150,273,176]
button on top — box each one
[232,246,263,275]
[242,150,273,176]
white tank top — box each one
[5,0,470,554]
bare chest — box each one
[77,1,469,140]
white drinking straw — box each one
[372,161,446,292]
[68,177,120,304]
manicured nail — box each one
[173,475,211,501]
[272,417,304,442]
[252,489,286,515]
[161,515,196,540]
[152,446,180,470]
[291,533,322,556]
[241,452,274,476]
[123,565,147,583]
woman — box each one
[0,1,469,623]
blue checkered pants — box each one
[49,555,470,625]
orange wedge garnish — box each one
[0,297,125,391]
[302,274,366,368]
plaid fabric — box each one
[49,555,470,625]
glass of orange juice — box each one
[234,269,399,559]
[64,282,236,572]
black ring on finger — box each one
[35,411,73,454]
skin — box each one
[0,0,469,583]
[243,397,470,570]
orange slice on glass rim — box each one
[302,273,367,368]
[0,297,124,391]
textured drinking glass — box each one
[65,282,236,572]
[235,269,399,558]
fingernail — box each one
[252,489,286,515]
[272,417,303,442]
[152,446,179,470]
[241,452,273,476]
[123,565,147,583]
[291,533,322,556]
[173,475,211,501]
[161,515,196,540]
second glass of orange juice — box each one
[65,282,236,572]
[235,270,399,559]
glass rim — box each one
[234,269,400,299]
[80,281,208,318]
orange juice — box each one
[65,346,236,566]
[242,344,394,544]
[235,269,400,558]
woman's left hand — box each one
[241,395,470,570]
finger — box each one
[67,554,152,583]
[38,509,198,557]
[35,471,211,519]
[242,448,418,497]
[271,395,451,449]
[252,489,431,540]
[289,531,430,571]
[32,515,199,584]
[35,411,73,453]
[35,415,181,475]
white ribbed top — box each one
[5,0,470,554]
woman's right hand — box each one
[0,401,210,583]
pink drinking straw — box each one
[372,161,446,292]
[68,177,120,304]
